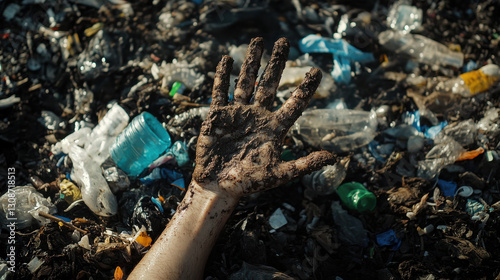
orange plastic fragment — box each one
[456,147,485,161]
[135,231,152,247]
[114,266,124,280]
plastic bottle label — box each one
[460,70,499,95]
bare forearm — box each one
[128,181,239,280]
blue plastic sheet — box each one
[405,110,447,139]
[437,180,457,197]
[376,229,401,250]
[140,168,185,190]
[299,35,375,84]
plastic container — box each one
[110,112,172,177]
[378,29,464,68]
[86,103,130,164]
[440,64,500,97]
[290,109,378,152]
[336,182,376,212]
[302,158,349,195]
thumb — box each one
[272,151,336,188]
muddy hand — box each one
[193,37,335,197]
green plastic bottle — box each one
[336,182,376,212]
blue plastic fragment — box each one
[404,110,447,139]
[437,180,457,197]
[171,178,186,191]
[140,168,184,188]
[465,199,484,216]
[376,229,401,250]
[56,155,66,167]
[151,197,164,213]
[299,34,375,84]
[423,121,448,139]
[53,215,72,223]
[463,60,477,73]
[368,140,387,163]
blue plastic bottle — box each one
[110,112,171,177]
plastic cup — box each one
[110,112,171,177]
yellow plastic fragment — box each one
[135,231,152,247]
[59,179,82,203]
[84,22,104,37]
[114,266,124,280]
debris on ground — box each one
[1,0,500,279]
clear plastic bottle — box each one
[440,64,500,97]
[110,112,172,177]
[336,182,376,212]
[86,103,130,165]
[302,158,349,195]
[378,29,464,68]
[290,109,378,152]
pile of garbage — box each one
[1,0,500,279]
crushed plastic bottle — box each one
[378,29,464,68]
[386,2,423,33]
[331,201,368,247]
[440,120,477,146]
[77,30,123,80]
[302,158,349,195]
[291,109,378,153]
[0,186,57,229]
[438,64,500,97]
[477,107,499,132]
[110,112,172,177]
[85,103,130,165]
[417,136,465,180]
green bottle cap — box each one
[169,81,186,97]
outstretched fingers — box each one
[211,55,234,107]
[234,37,264,105]
[274,68,322,134]
[254,38,290,110]
[273,151,336,188]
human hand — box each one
[193,37,336,197]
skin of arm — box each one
[128,37,336,280]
